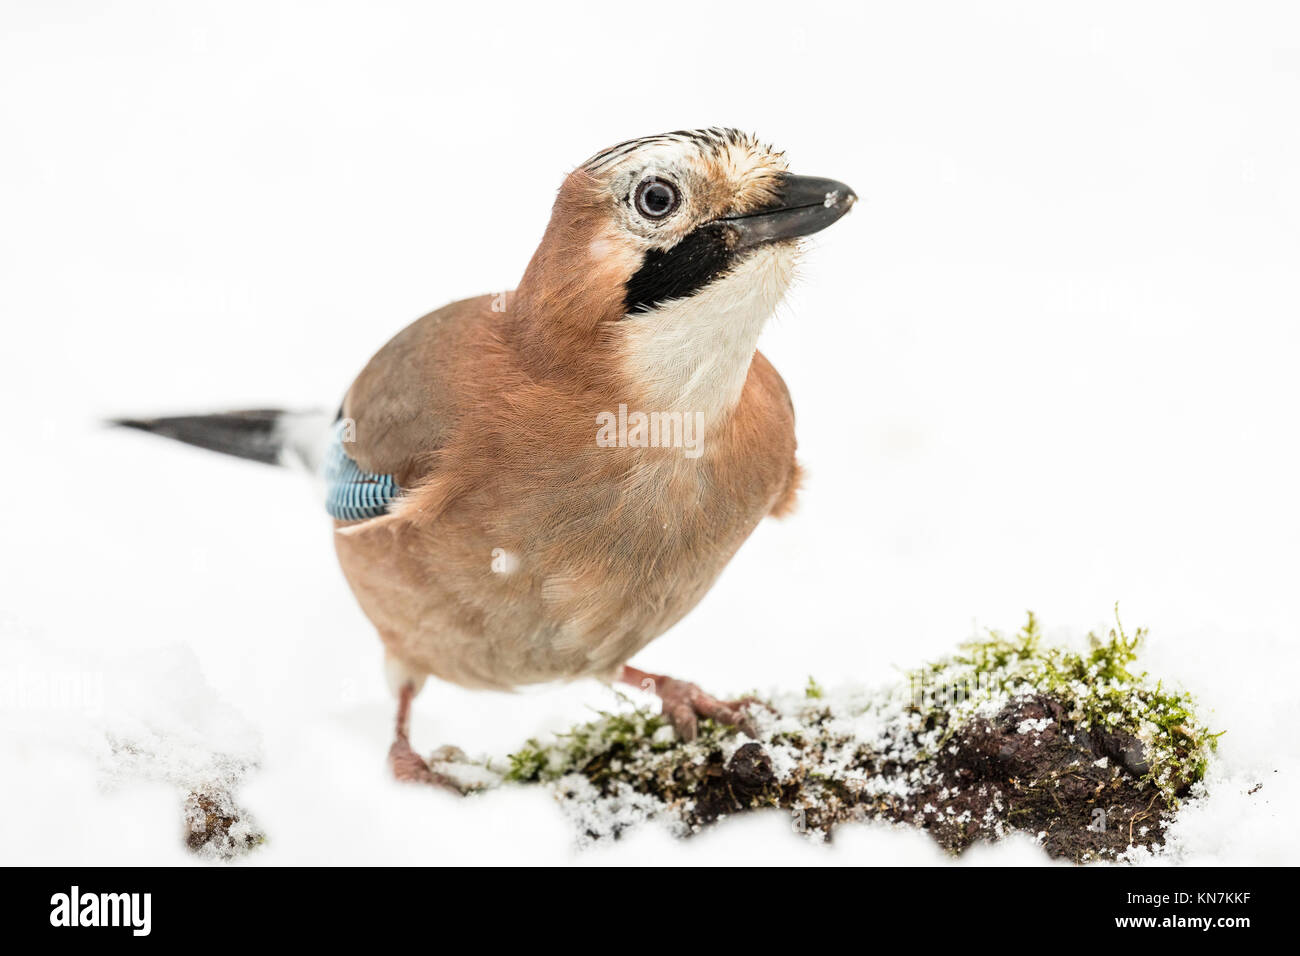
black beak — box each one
[720,174,857,249]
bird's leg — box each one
[387,682,463,793]
[620,665,759,742]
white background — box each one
[1,1,1296,864]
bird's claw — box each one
[652,677,761,742]
[428,744,470,764]
[388,736,468,795]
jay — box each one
[116,128,856,788]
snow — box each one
[2,1,1298,865]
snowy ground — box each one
[1,2,1297,865]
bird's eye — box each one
[634,177,680,220]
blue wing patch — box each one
[322,419,400,521]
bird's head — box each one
[512,129,856,420]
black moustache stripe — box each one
[623,223,736,316]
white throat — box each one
[618,245,795,425]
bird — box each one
[114,128,857,789]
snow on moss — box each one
[498,612,1218,860]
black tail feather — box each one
[110,409,288,465]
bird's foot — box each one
[387,734,467,794]
[620,665,762,742]
[387,680,468,793]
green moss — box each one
[505,708,663,782]
[909,607,1217,806]
[505,609,1218,856]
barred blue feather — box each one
[322,419,399,521]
